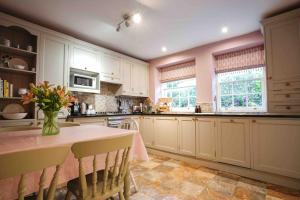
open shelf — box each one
[0,97,22,100]
[0,66,36,74]
[0,44,37,57]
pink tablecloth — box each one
[0,125,149,200]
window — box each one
[217,67,266,112]
[161,78,196,112]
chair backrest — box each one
[71,134,134,198]
[118,118,139,131]
[0,126,41,133]
[58,122,80,127]
[0,146,69,200]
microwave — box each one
[69,69,100,92]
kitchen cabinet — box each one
[140,116,155,147]
[178,117,196,156]
[118,59,149,97]
[39,33,69,86]
[70,43,99,73]
[68,117,107,126]
[263,8,300,113]
[252,119,300,179]
[216,118,251,168]
[196,118,216,161]
[153,117,179,153]
[99,52,121,84]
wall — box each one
[148,31,264,111]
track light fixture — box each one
[116,13,141,32]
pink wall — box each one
[148,31,264,106]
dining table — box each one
[0,124,149,200]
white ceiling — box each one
[0,0,298,60]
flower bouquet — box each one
[22,81,75,136]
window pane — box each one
[220,83,232,95]
[233,81,246,94]
[172,98,179,107]
[248,94,262,107]
[166,82,172,89]
[233,95,247,107]
[172,90,179,97]
[189,97,196,107]
[221,96,232,108]
[189,87,196,97]
[180,89,188,97]
[180,98,188,107]
[248,80,262,93]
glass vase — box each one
[42,111,59,136]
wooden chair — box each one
[65,134,134,200]
[118,119,139,193]
[0,145,70,200]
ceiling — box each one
[0,0,298,60]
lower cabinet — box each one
[216,118,251,168]
[252,119,300,179]
[141,117,155,147]
[196,118,216,160]
[153,117,179,153]
[178,117,196,156]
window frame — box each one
[216,67,267,112]
[161,78,196,112]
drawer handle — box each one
[286,106,291,110]
[285,94,290,98]
[230,119,234,123]
[268,76,272,80]
[285,82,290,86]
[252,120,256,123]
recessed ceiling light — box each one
[221,26,228,33]
[132,13,142,24]
[161,46,167,52]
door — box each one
[70,44,99,72]
[100,52,121,83]
[40,33,68,86]
[140,117,154,147]
[196,118,216,160]
[154,117,179,153]
[178,117,196,156]
[131,63,140,96]
[216,118,250,168]
[252,119,300,179]
[121,59,132,95]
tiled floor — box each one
[129,154,300,200]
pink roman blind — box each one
[215,45,265,73]
[159,60,196,82]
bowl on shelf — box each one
[1,112,28,120]
[18,88,28,96]
[14,65,26,70]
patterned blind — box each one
[159,60,196,82]
[215,45,265,73]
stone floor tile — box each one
[207,177,237,196]
[162,160,181,168]
[139,160,161,169]
[130,192,155,200]
[180,181,205,197]
[234,186,266,200]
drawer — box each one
[270,91,300,102]
[269,103,300,113]
[100,74,121,84]
[269,80,300,92]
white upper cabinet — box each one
[39,33,69,87]
[216,118,251,168]
[70,43,99,73]
[99,52,121,84]
[252,119,300,179]
[196,118,216,161]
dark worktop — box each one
[68,112,300,119]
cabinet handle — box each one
[285,82,290,86]
[112,72,114,75]
[252,120,256,123]
[84,67,87,70]
[286,106,291,110]
[230,119,234,123]
[285,94,290,98]
[268,76,272,80]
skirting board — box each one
[146,148,300,190]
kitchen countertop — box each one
[68,112,300,119]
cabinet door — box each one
[70,44,99,72]
[40,33,68,86]
[196,118,216,160]
[178,117,195,156]
[252,119,300,179]
[121,59,132,95]
[265,16,300,82]
[154,117,178,153]
[216,119,250,168]
[100,53,121,83]
[141,117,154,147]
[131,63,140,96]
